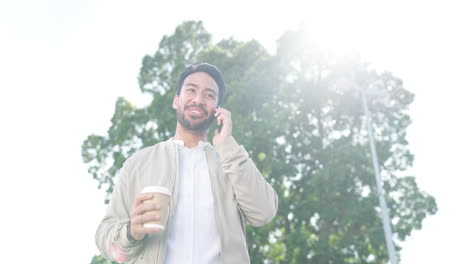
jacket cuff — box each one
[214,136,240,158]
[119,222,138,248]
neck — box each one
[173,123,208,148]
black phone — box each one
[214,106,223,133]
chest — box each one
[177,149,214,207]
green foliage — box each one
[90,255,118,264]
[83,21,437,263]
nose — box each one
[191,92,205,105]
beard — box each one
[176,105,216,132]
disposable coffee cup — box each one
[141,186,171,230]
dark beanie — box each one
[177,62,226,105]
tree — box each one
[257,29,437,263]
[83,21,437,263]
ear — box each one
[172,95,179,109]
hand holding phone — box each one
[212,107,232,147]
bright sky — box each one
[1,0,466,263]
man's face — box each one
[173,72,219,132]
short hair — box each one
[177,62,226,106]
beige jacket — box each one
[96,136,278,264]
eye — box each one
[206,93,215,99]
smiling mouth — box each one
[186,106,206,117]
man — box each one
[96,62,278,264]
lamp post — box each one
[360,88,398,264]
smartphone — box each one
[214,106,223,133]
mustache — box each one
[184,104,208,115]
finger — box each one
[134,213,161,224]
[134,203,161,216]
[216,114,232,136]
[133,215,163,234]
[215,108,222,117]
[132,203,161,217]
[134,224,161,235]
[135,213,161,224]
[132,193,153,209]
[215,107,230,116]
[140,226,161,234]
[145,228,161,234]
[215,109,231,120]
[217,114,226,126]
[132,214,146,225]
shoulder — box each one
[125,139,175,168]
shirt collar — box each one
[172,138,210,150]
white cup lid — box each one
[141,186,171,196]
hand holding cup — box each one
[129,187,171,241]
[129,193,161,241]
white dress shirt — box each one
[164,139,221,264]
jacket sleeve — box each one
[215,136,278,227]
[95,159,144,263]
